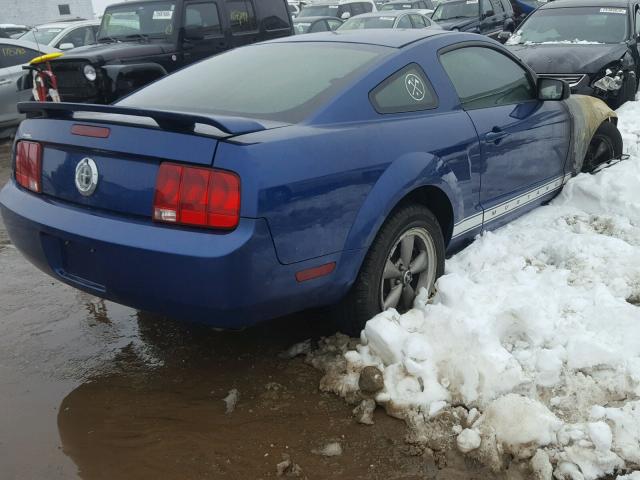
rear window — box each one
[119,43,388,123]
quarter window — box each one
[185,2,222,35]
[440,46,535,109]
[370,63,438,113]
[226,0,257,32]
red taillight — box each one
[71,124,111,138]
[15,141,42,193]
[153,163,240,230]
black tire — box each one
[582,121,623,173]
[335,203,445,336]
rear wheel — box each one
[336,204,445,336]
[582,122,623,173]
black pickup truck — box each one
[50,0,293,103]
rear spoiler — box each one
[17,102,270,137]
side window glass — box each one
[481,0,493,16]
[351,3,365,15]
[0,45,39,68]
[440,46,535,109]
[260,0,290,31]
[60,26,95,47]
[490,0,504,13]
[362,2,374,12]
[185,2,222,35]
[327,19,342,30]
[370,63,438,113]
[310,20,329,32]
[226,0,257,32]
[397,14,412,27]
[636,8,640,34]
[410,14,427,27]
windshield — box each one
[506,7,628,44]
[98,1,177,41]
[298,5,339,17]
[19,27,64,45]
[431,0,478,21]
[119,43,388,123]
[340,16,397,28]
[380,3,414,10]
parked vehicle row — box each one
[0,29,625,333]
[339,10,440,29]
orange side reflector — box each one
[295,262,336,283]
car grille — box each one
[537,74,586,88]
[51,62,99,102]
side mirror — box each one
[59,42,75,50]
[482,9,494,18]
[497,30,512,43]
[538,78,570,101]
[340,11,351,19]
[184,27,205,41]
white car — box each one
[0,38,57,137]
[18,20,100,51]
[298,0,378,20]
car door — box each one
[0,44,40,127]
[439,45,570,228]
[182,1,228,64]
[479,0,499,35]
[225,0,260,47]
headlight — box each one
[592,62,623,91]
[83,65,97,82]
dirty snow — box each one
[307,99,640,479]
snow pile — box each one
[308,100,640,479]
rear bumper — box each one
[0,181,355,328]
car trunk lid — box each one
[16,102,272,219]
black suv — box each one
[49,0,293,103]
[431,0,516,37]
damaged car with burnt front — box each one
[502,0,640,108]
[45,0,293,103]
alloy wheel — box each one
[380,227,437,312]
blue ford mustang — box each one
[0,30,622,333]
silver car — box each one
[0,38,56,137]
[18,20,100,51]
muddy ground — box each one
[0,140,506,480]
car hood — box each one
[435,18,476,30]
[54,41,173,64]
[507,43,629,74]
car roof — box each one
[351,9,425,16]
[33,20,100,29]
[0,37,58,53]
[272,28,448,47]
[539,0,632,8]
[293,16,342,21]
[385,0,420,4]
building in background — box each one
[0,0,95,26]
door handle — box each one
[0,79,11,86]
[485,128,510,143]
